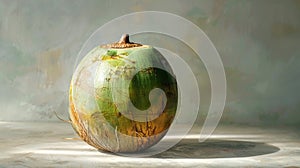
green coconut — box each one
[69,34,178,153]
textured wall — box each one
[0,0,299,126]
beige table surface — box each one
[0,122,299,168]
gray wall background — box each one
[0,0,299,126]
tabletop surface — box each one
[0,122,299,168]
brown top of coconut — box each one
[101,34,144,49]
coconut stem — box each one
[101,34,142,48]
[118,34,130,44]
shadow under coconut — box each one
[153,139,280,159]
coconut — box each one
[69,34,178,153]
